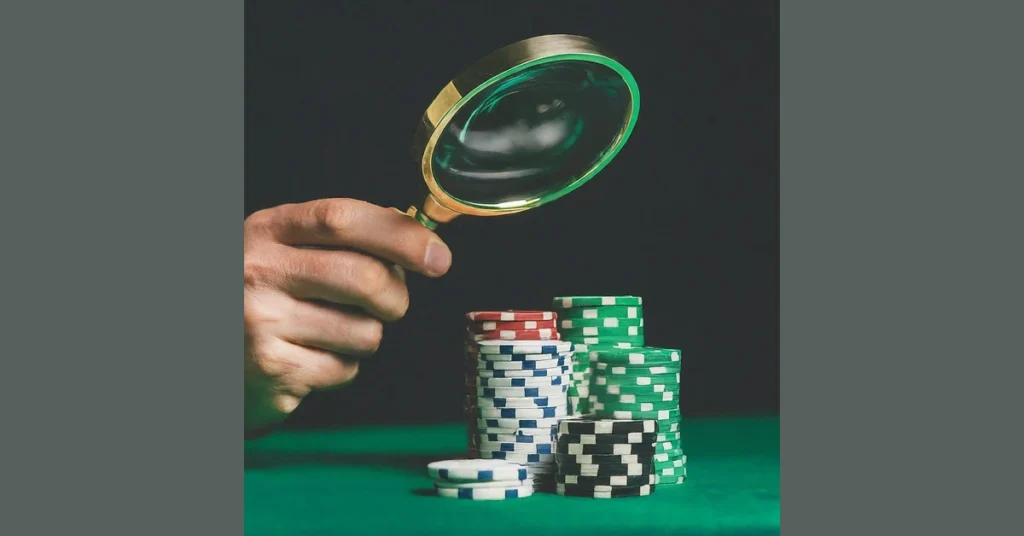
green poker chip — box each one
[552,296,643,308]
[588,392,677,404]
[561,326,645,338]
[589,399,679,412]
[590,347,681,365]
[594,362,680,375]
[566,335,646,346]
[590,383,681,396]
[559,316,644,329]
[592,373,680,387]
[558,305,643,319]
[593,408,681,420]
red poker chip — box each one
[465,310,557,322]
[468,319,558,332]
[466,329,561,342]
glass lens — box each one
[431,60,632,207]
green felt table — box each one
[244,415,779,536]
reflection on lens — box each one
[431,60,631,206]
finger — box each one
[279,297,384,357]
[269,198,453,277]
[273,339,361,391]
[272,244,410,321]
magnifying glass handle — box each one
[405,206,440,230]
[399,195,461,230]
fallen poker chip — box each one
[590,347,681,365]
[471,339,574,355]
[558,306,642,319]
[555,432,659,445]
[477,366,571,378]
[469,319,558,332]
[556,462,649,477]
[557,418,657,435]
[477,406,567,419]
[556,473,655,487]
[428,459,528,482]
[468,328,561,341]
[477,375,570,388]
[552,296,643,308]
[477,357,570,371]
[478,385,569,398]
[435,483,534,500]
[465,311,556,322]
[556,483,654,498]
[559,317,644,329]
[555,442,656,456]
[554,453,654,466]
[561,326,644,338]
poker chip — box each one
[434,478,533,489]
[593,373,680,386]
[559,306,641,319]
[468,328,561,341]
[483,433,553,443]
[466,311,556,322]
[479,426,557,436]
[559,317,644,329]
[480,451,556,464]
[556,473,655,486]
[570,335,645,346]
[656,475,687,485]
[477,375,570,388]
[476,394,568,408]
[555,442,657,456]
[556,462,649,477]
[554,453,654,466]
[593,363,679,375]
[428,459,528,482]
[556,483,654,498]
[556,432,659,445]
[590,383,680,395]
[477,406,567,419]
[477,366,571,378]
[477,442,554,454]
[573,342,638,353]
[589,391,675,403]
[477,417,564,430]
[602,409,680,421]
[557,418,657,435]
[561,326,644,338]
[589,400,678,413]
[471,350,573,362]
[591,347,681,365]
[477,357,570,371]
[470,319,558,332]
[436,483,534,500]
[471,339,574,355]
[553,296,644,308]
[478,385,569,398]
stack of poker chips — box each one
[551,296,645,416]
[554,418,658,498]
[464,310,572,493]
[589,347,687,485]
[427,459,534,500]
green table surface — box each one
[245,415,779,536]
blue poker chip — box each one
[476,375,569,388]
[478,366,571,378]
[477,357,570,371]
[477,395,567,408]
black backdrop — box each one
[245,1,779,428]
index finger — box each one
[265,198,452,277]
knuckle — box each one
[353,258,393,300]
[311,198,358,236]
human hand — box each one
[243,198,452,435]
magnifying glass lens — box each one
[431,60,632,206]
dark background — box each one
[245,0,778,428]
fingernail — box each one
[424,240,452,275]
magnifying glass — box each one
[405,34,640,230]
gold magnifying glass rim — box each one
[411,34,641,222]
